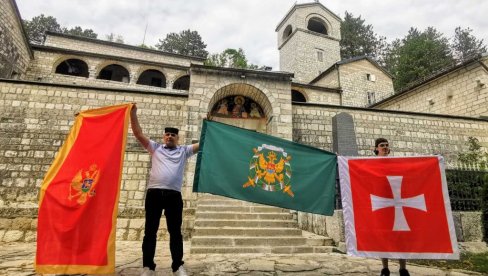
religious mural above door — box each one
[211,95,265,119]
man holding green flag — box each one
[193,120,337,215]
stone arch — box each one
[282,25,293,40]
[306,14,329,35]
[173,75,190,90]
[207,83,273,120]
[136,69,167,88]
[52,56,90,77]
[96,63,130,83]
[291,89,307,102]
[95,61,131,83]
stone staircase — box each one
[190,194,335,254]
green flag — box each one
[193,120,337,215]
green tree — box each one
[22,14,62,44]
[105,33,124,43]
[204,48,262,69]
[340,11,386,60]
[156,29,208,58]
[138,44,156,50]
[62,26,98,39]
[451,27,487,62]
[385,27,455,91]
[458,137,488,168]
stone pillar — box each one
[332,112,358,156]
[328,112,358,251]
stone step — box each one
[190,246,335,254]
[197,200,265,206]
[194,219,297,228]
[195,212,293,220]
[197,205,286,213]
[191,236,307,247]
[193,227,302,236]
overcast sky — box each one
[16,0,488,70]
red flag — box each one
[338,156,459,259]
[35,104,133,274]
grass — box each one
[410,252,488,274]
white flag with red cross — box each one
[338,156,459,259]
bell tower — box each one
[276,1,341,83]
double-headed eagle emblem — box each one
[243,144,294,197]
[69,164,100,205]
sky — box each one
[16,0,488,70]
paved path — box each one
[0,242,482,276]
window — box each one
[367,92,376,105]
[307,17,328,35]
[173,75,190,90]
[317,50,324,62]
[367,73,376,82]
[55,59,89,78]
[283,25,292,40]
[292,90,306,102]
[137,69,166,88]
[97,64,130,82]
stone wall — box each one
[24,49,191,91]
[277,3,341,46]
[277,0,341,84]
[0,0,32,79]
[374,58,488,118]
[44,33,203,67]
[0,79,195,241]
[338,60,395,107]
[279,30,340,83]
[291,84,341,105]
[292,103,488,160]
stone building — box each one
[0,0,487,248]
[372,54,488,118]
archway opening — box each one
[173,75,190,90]
[55,59,89,78]
[292,90,307,102]
[283,25,293,40]
[97,64,130,83]
[307,17,328,35]
[137,69,166,88]
[208,83,273,133]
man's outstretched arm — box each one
[130,104,150,149]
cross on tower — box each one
[370,176,427,231]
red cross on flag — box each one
[338,156,459,259]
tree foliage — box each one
[458,137,488,169]
[22,14,62,44]
[384,27,455,91]
[451,27,487,62]
[156,29,208,58]
[105,33,124,43]
[204,48,264,69]
[340,11,386,60]
[62,26,97,39]
[23,14,98,44]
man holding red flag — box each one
[338,137,459,276]
[373,138,409,276]
[130,104,199,276]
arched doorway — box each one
[208,83,272,133]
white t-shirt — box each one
[146,140,194,192]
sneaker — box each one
[380,268,390,276]
[141,267,155,276]
[399,268,410,276]
[173,265,188,276]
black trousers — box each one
[142,188,184,272]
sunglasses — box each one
[378,143,389,148]
[164,133,177,137]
